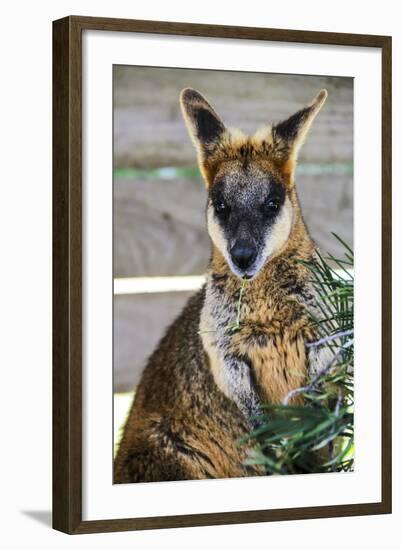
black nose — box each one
[230,240,257,270]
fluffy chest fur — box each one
[200,256,321,420]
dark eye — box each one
[264,197,280,213]
[214,198,228,215]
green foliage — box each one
[242,234,354,475]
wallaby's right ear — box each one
[180,88,226,155]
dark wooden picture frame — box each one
[53,15,392,534]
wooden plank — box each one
[114,291,194,392]
[114,67,353,169]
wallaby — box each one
[114,88,329,483]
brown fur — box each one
[181,87,327,188]
[204,225,317,407]
[114,88,328,483]
[114,290,263,482]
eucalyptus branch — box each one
[334,391,343,418]
[306,329,354,348]
[282,339,353,405]
[245,236,354,475]
[198,279,246,335]
[226,280,246,333]
[327,391,344,465]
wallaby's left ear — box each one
[180,88,226,155]
[272,89,328,181]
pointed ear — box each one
[272,89,328,181]
[180,88,226,155]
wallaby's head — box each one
[180,88,327,279]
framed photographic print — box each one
[53,16,392,534]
